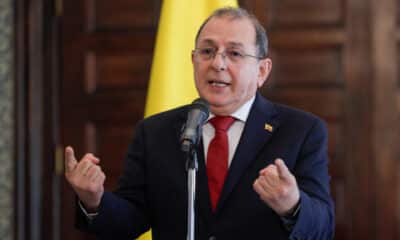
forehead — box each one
[197,16,256,49]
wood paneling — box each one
[269,48,344,88]
[270,28,346,48]
[54,0,400,240]
[254,0,349,238]
[60,0,161,240]
[262,88,343,119]
[260,6,346,207]
[84,122,135,189]
[86,0,158,32]
[373,0,399,239]
[268,0,345,27]
[84,51,152,94]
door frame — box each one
[14,0,60,239]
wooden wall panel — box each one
[84,122,135,190]
[268,0,345,27]
[84,51,152,94]
[270,48,344,88]
[61,1,161,240]
[395,2,400,239]
[372,0,399,239]
[398,43,400,86]
[263,88,343,119]
[86,0,158,31]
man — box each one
[65,7,335,240]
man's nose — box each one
[211,52,227,71]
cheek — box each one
[193,66,204,82]
[234,67,259,90]
[194,64,208,78]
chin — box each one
[204,96,227,105]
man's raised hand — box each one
[64,146,106,212]
[253,158,300,216]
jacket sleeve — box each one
[76,120,151,240]
[288,119,335,240]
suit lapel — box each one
[175,96,281,217]
[215,94,280,213]
[196,143,215,223]
[173,108,188,142]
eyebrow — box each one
[227,42,245,48]
[198,39,245,49]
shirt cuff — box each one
[280,199,301,232]
[78,201,99,221]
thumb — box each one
[65,146,78,173]
[275,158,292,181]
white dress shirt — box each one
[202,96,255,167]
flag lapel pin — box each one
[264,123,273,133]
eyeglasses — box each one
[192,47,263,63]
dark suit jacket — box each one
[77,93,335,240]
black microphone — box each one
[181,98,210,153]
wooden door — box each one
[60,0,160,239]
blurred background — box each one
[0,0,399,239]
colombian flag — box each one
[144,0,238,117]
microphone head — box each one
[191,98,210,118]
[180,98,210,152]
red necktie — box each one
[207,116,235,211]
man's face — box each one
[192,16,272,115]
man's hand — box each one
[253,158,300,216]
[64,146,106,212]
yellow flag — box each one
[144,0,238,118]
[140,1,238,239]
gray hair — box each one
[195,7,269,59]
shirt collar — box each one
[208,96,255,123]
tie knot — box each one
[209,116,235,132]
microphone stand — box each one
[181,99,209,240]
[185,147,198,240]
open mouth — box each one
[208,80,230,87]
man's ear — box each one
[191,51,195,65]
[257,58,272,88]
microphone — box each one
[181,98,210,152]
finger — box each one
[77,153,100,174]
[65,146,78,173]
[86,165,101,179]
[260,175,279,193]
[87,153,100,164]
[263,173,280,189]
[260,164,278,177]
[100,171,106,182]
[253,179,264,196]
[79,160,96,176]
[259,164,278,176]
[275,158,291,180]
[89,169,100,182]
[253,179,272,202]
[260,165,279,184]
[93,169,107,184]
